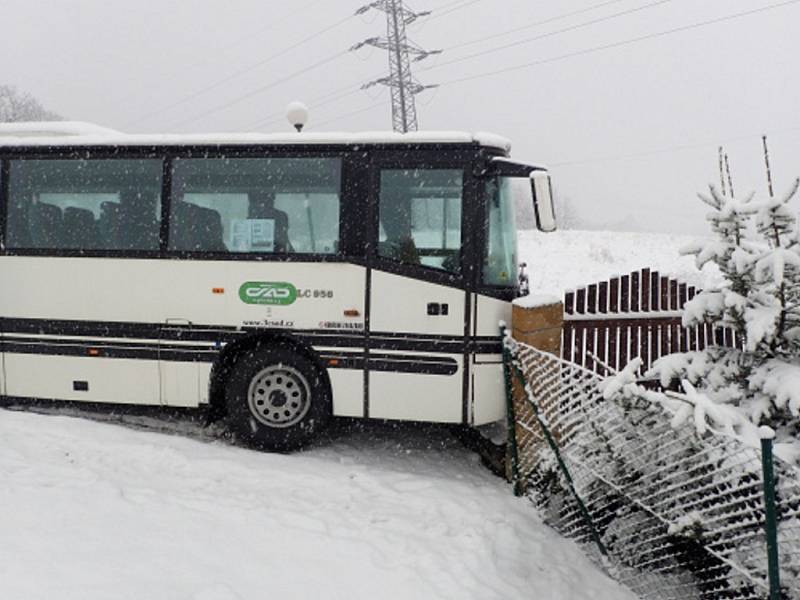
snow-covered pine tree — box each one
[605,176,800,463]
[747,177,800,445]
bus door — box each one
[366,156,470,423]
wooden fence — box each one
[561,267,739,376]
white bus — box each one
[0,123,555,450]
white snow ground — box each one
[519,229,719,297]
[0,411,636,600]
[0,229,696,600]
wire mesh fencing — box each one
[504,338,800,600]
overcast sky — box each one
[2,0,799,234]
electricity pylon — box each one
[352,1,441,133]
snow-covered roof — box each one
[0,122,512,152]
[0,121,122,138]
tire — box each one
[224,341,331,451]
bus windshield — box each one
[483,177,519,287]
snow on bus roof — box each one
[0,122,512,152]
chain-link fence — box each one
[504,338,800,600]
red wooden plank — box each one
[679,326,689,353]
[576,288,587,315]
[631,271,641,312]
[597,327,608,374]
[598,281,609,314]
[609,277,620,313]
[641,324,651,370]
[631,324,641,364]
[587,284,598,314]
[715,327,725,346]
[723,327,733,348]
[661,322,670,357]
[703,322,714,351]
[608,324,618,372]
[649,318,660,369]
[660,277,669,312]
[564,291,575,315]
[585,328,597,372]
[619,324,630,369]
[641,268,651,312]
[651,271,661,312]
[679,283,688,310]
[670,280,679,311]
[575,326,586,367]
[689,324,698,352]
[621,275,631,312]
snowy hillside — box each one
[0,410,636,600]
[519,229,719,297]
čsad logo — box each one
[239,282,298,306]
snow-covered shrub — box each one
[610,178,800,462]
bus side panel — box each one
[161,362,199,407]
[328,370,363,417]
[154,260,367,412]
[0,332,5,397]
[368,354,464,423]
[4,354,160,405]
[471,362,506,425]
[368,270,467,423]
[0,257,368,411]
[474,293,512,338]
[470,293,512,424]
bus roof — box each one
[0,121,512,153]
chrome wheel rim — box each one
[247,364,312,428]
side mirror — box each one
[530,172,557,232]
[518,262,530,296]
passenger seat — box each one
[63,207,101,249]
[29,202,64,248]
[172,202,226,252]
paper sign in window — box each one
[231,219,275,252]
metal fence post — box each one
[501,335,523,497]
[760,431,781,600]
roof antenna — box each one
[286,101,309,132]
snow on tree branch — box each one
[602,169,800,466]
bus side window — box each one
[168,157,341,255]
[6,158,162,252]
[377,169,463,273]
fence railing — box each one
[505,338,800,600]
[562,268,741,376]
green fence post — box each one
[510,362,608,558]
[501,332,523,497]
[760,430,781,600]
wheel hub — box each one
[247,364,311,429]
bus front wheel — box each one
[224,343,331,451]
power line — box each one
[247,0,659,132]
[115,0,327,116]
[248,86,365,131]
[314,100,388,128]
[447,0,628,51]
[170,50,349,130]
[428,0,474,12]
[438,0,800,87]
[549,126,800,168]
[245,67,387,130]
[424,0,672,73]
[418,0,486,23]
[127,11,354,127]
